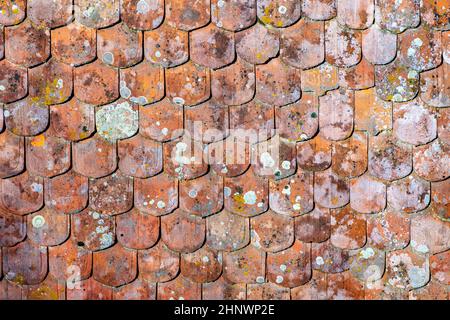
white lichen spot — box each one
[280,264,287,272]
[102,52,114,65]
[256,276,265,284]
[282,185,291,196]
[260,152,275,168]
[224,187,231,198]
[157,200,166,209]
[202,256,210,263]
[32,215,45,228]
[281,160,291,170]
[315,256,325,265]
[293,203,301,211]
[278,5,287,14]
[136,0,150,14]
[31,183,43,193]
[275,275,284,284]
[243,191,257,205]
[173,97,185,105]
[360,247,375,259]
[96,101,138,142]
[188,189,198,198]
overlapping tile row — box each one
[0,0,449,300]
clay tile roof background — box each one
[0,0,449,300]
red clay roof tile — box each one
[0,60,27,103]
[387,175,431,213]
[1,171,43,215]
[294,205,331,243]
[0,130,24,179]
[165,0,210,31]
[319,89,354,141]
[420,62,450,108]
[314,168,350,208]
[337,0,374,30]
[211,0,256,31]
[325,20,362,67]
[0,209,26,247]
[223,244,265,284]
[367,210,410,251]
[235,23,279,65]
[75,0,120,29]
[138,241,179,283]
[4,97,49,136]
[251,210,294,252]
[301,0,336,20]
[121,0,164,31]
[257,0,302,28]
[330,205,366,249]
[350,174,386,214]
[202,276,246,300]
[157,275,201,300]
[206,209,249,251]
[66,277,113,300]
[0,0,26,26]
[113,278,156,300]
[116,208,159,250]
[180,246,222,283]
[27,0,72,29]
[362,24,397,65]
[376,0,420,33]
[311,240,350,273]
[27,208,69,246]
[332,131,368,178]
[247,283,290,300]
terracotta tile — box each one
[267,240,311,288]
[327,271,364,300]
[0,59,27,103]
[138,241,179,283]
[163,136,208,180]
[113,278,156,300]
[295,205,331,243]
[157,275,201,300]
[385,247,429,290]
[330,205,366,249]
[0,278,23,300]
[409,280,449,300]
[311,240,350,273]
[411,212,449,254]
[269,170,314,216]
[139,98,183,142]
[208,136,251,177]
[413,139,450,181]
[0,0,26,26]
[119,61,164,106]
[3,239,47,285]
[281,19,324,70]
[0,208,26,247]
[354,87,392,135]
[301,0,336,20]
[118,134,163,178]
[93,243,137,287]
[256,58,301,107]
[223,244,265,284]
[185,101,229,143]
[349,247,385,283]
[247,283,290,300]
[251,137,296,179]
[181,247,222,283]
[332,131,368,179]
[375,59,420,102]
[367,210,410,251]
[51,22,96,67]
[257,0,301,27]
[398,28,442,72]
[166,61,210,107]
[74,60,119,105]
[235,23,279,64]
[206,210,250,251]
[72,208,116,251]
[229,100,275,143]
[134,173,178,216]
[26,133,70,178]
[375,0,420,33]
[165,0,210,31]
[5,19,50,67]
[224,167,269,217]
[387,175,430,213]
[89,172,133,215]
[251,210,294,252]
[121,0,164,30]
[73,134,117,178]
[202,276,246,300]
[27,0,72,28]
[350,174,386,214]
[368,131,412,181]
[362,24,397,65]
[48,239,92,282]
[291,270,328,300]
[211,0,256,31]
[338,0,374,29]
[444,31,450,63]
[421,0,450,29]
[301,62,339,97]
[4,97,49,136]
[0,130,24,178]
[74,0,120,28]
[314,168,350,209]
[431,179,449,221]
[325,20,362,67]
[338,58,374,90]
[211,57,255,106]
[24,275,66,300]
[430,250,450,285]
[179,171,223,217]
[420,62,450,108]
[66,277,113,300]
[319,89,354,141]
[296,135,332,171]
[27,208,69,246]
[190,23,235,69]
[116,208,159,250]
[1,171,43,216]
[144,23,189,68]
[276,93,319,142]
[50,99,95,142]
[161,209,205,253]
[98,23,143,68]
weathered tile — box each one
[139,241,179,283]
[247,283,290,300]
[251,210,294,252]
[385,248,429,290]
[295,205,331,243]
[421,0,450,30]
[296,135,332,171]
[49,239,92,282]
[301,0,336,20]
[28,0,72,28]
[314,168,350,209]
[301,62,339,96]
[0,130,24,179]
[223,244,265,284]
[165,0,210,31]
[350,174,386,214]
[0,0,26,26]
[121,0,164,30]
[211,0,256,31]
[362,24,397,65]
[319,89,354,141]
[66,278,113,300]
[45,171,88,214]
[181,247,222,283]
[349,247,385,283]
[206,210,250,251]
[330,205,366,249]
[113,279,156,300]
[116,208,159,250]
[367,210,410,251]
[337,0,374,29]
[27,208,69,246]
[257,0,302,27]
[185,101,229,143]
[387,175,430,213]
[375,0,420,33]
[413,139,450,181]
[420,63,450,108]
[332,131,368,178]
[327,271,365,300]
[409,280,449,300]
[312,240,350,273]
[325,19,362,67]
[75,0,120,28]
[4,97,49,136]
[411,212,450,254]
[430,250,450,285]
[354,87,392,135]
[291,270,328,300]
[202,276,246,300]
[157,275,201,300]
[0,208,26,247]
[0,60,27,103]
[338,58,374,90]
[235,23,279,64]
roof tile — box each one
[413,139,450,181]
[66,278,113,300]
[247,283,290,300]
[98,23,143,68]
[375,0,420,33]
[208,136,251,177]
[420,62,450,108]
[362,24,397,65]
[185,101,229,143]
[311,240,350,273]
[0,130,24,179]
[431,179,449,221]
[409,280,449,300]
[72,208,116,251]
[350,174,386,214]
[330,205,366,249]
[138,241,179,283]
[301,62,339,97]
[24,275,65,300]
[332,131,368,179]
[411,212,450,254]
[134,173,178,216]
[430,250,450,285]
[325,20,362,67]
[202,276,246,300]
[314,168,350,208]
[93,243,137,287]
[367,210,410,251]
[180,247,222,283]
[0,0,26,26]
[75,0,120,29]
[0,60,27,104]
[223,244,265,284]
[257,0,302,28]
[291,270,327,300]
[4,97,49,136]
[27,0,72,29]
[0,208,26,247]
[337,0,374,29]
[121,0,164,30]
[144,23,189,68]
[116,208,159,250]
[443,30,450,63]
[113,278,156,300]
[27,208,69,246]
[266,240,311,288]
[354,87,392,135]
[296,135,332,171]
[1,171,43,215]
[157,275,201,300]
[251,210,294,252]
[165,0,210,31]
[319,89,354,141]
[211,0,256,31]
[349,246,385,282]
[338,57,374,90]
[327,271,365,300]
[161,209,205,253]
[387,175,430,213]
[421,0,450,30]
[301,0,336,20]
[294,205,331,243]
[235,23,279,65]
[281,19,324,70]
[206,210,250,251]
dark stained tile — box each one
[165,0,210,31]
[0,130,24,179]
